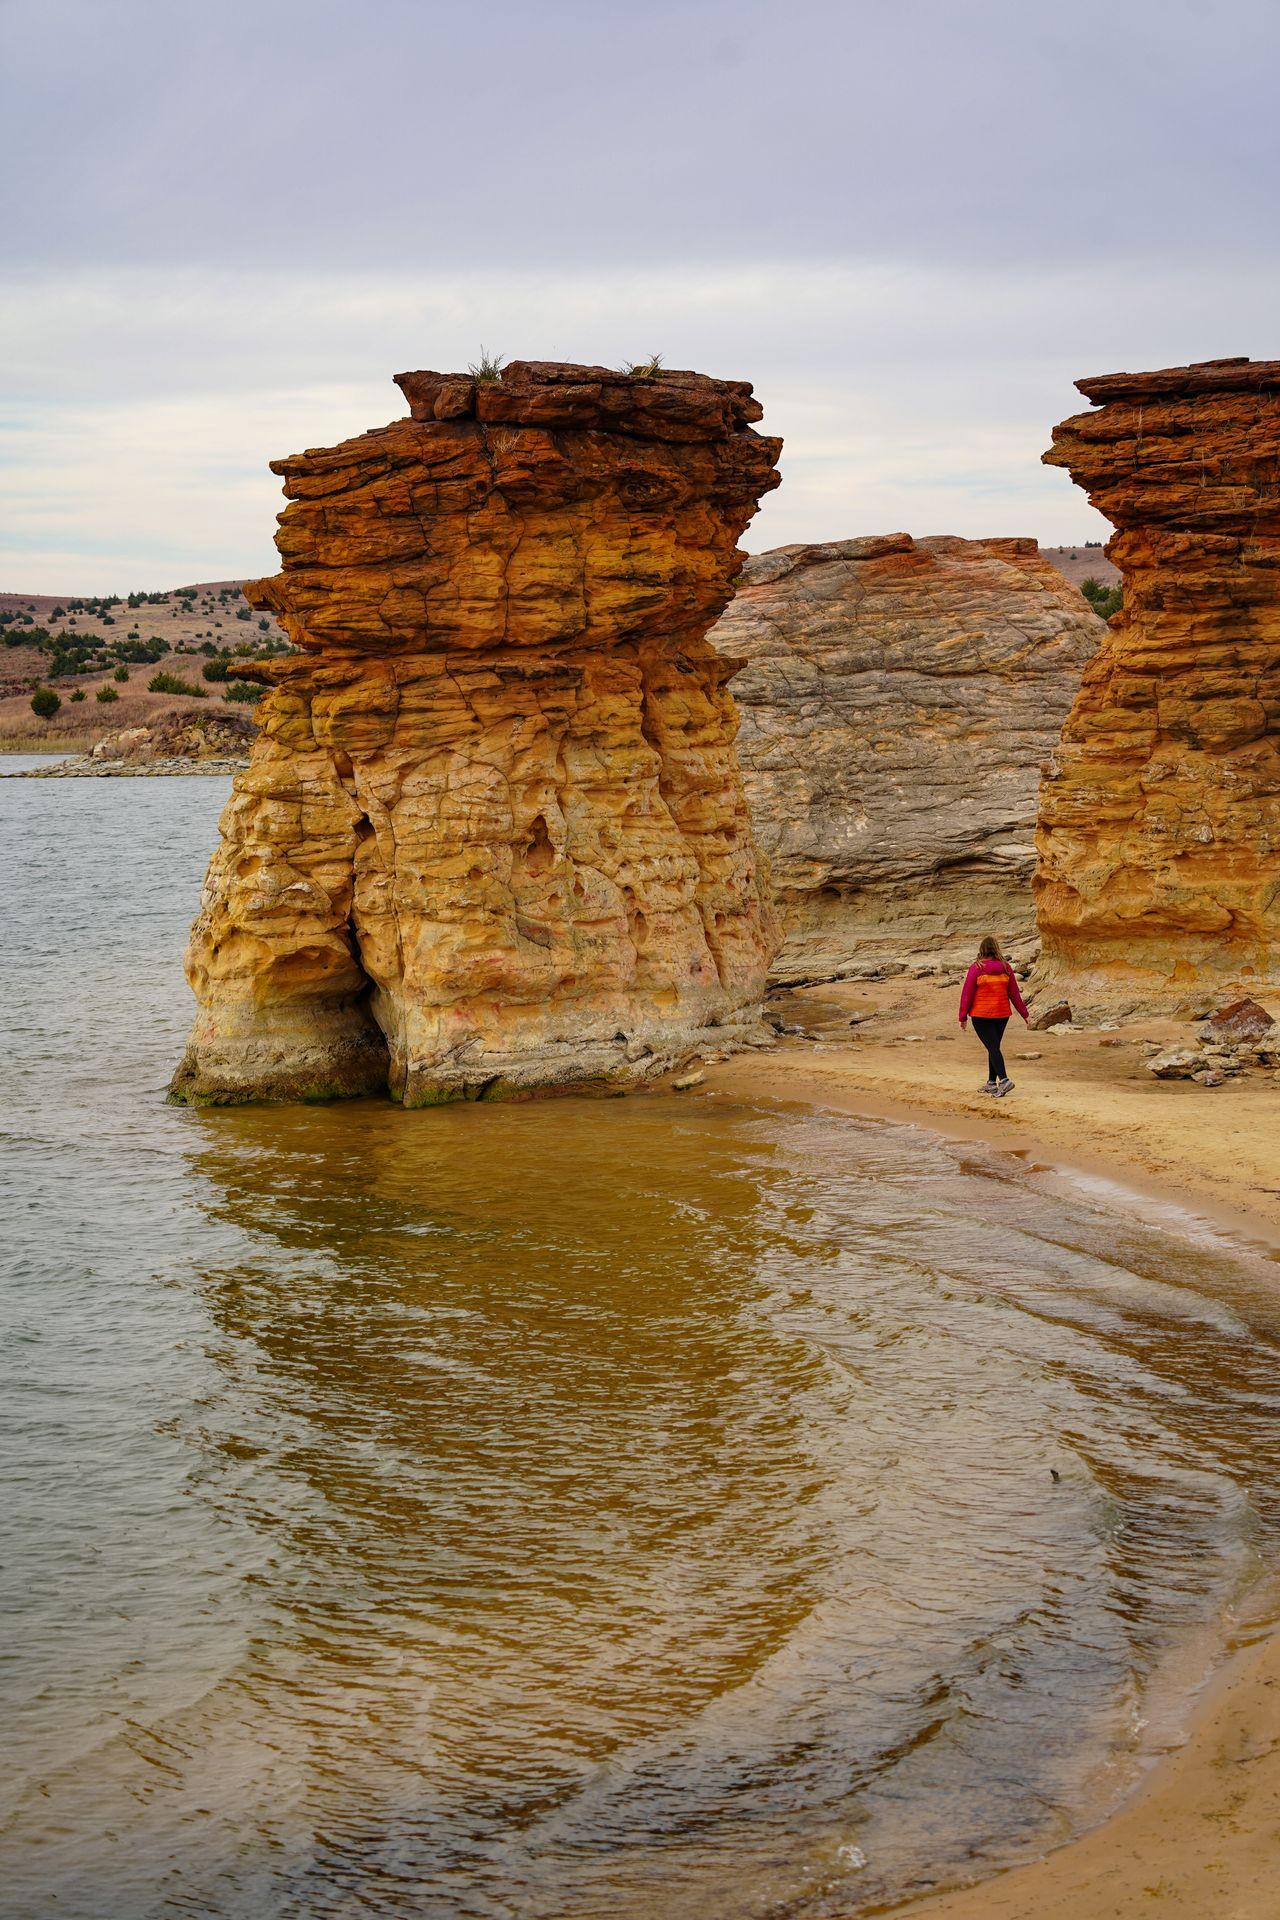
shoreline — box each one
[711,974,1280,1244]
[702,979,1280,1918]
[1,753,249,777]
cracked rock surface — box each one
[708,534,1101,982]
[1036,357,1280,1016]
[170,361,782,1106]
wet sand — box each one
[713,975,1280,1247]
[708,975,1280,1917]
[895,1623,1280,1920]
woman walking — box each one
[958,936,1029,1096]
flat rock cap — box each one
[1075,357,1280,403]
[393,358,765,441]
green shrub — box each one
[202,657,230,682]
[1081,576,1123,621]
[70,688,86,703]
[468,347,504,382]
[31,687,61,720]
[96,684,120,703]
[148,670,206,697]
[224,680,263,705]
[113,663,129,682]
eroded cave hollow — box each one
[170,360,783,1106]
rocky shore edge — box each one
[4,754,250,778]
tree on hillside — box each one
[31,687,61,720]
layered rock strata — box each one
[171,361,782,1106]
[708,534,1103,982]
[1037,358,1280,1014]
[94,711,257,763]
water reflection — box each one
[10,1096,1279,1919]
[179,1100,850,1916]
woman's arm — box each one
[1007,967,1030,1022]
[958,964,978,1024]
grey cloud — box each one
[2,0,1277,273]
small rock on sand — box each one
[1032,1002,1072,1031]
[1199,998,1276,1046]
[1148,1048,1209,1080]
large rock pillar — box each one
[1035,357,1280,1015]
[170,361,782,1105]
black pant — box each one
[972,1016,1008,1082]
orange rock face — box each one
[170,362,782,1105]
[1037,358,1280,1014]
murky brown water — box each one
[5,770,1280,1919]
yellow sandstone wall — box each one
[1036,358,1280,1015]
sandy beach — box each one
[708,975,1280,1917]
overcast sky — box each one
[3,0,1277,591]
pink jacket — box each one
[959,958,1029,1024]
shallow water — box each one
[4,776,1280,1920]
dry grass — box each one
[0,681,246,751]
[1041,545,1119,589]
[0,732,86,754]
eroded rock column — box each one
[1036,358,1280,1015]
[171,361,782,1105]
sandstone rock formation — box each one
[170,361,781,1106]
[707,534,1103,982]
[92,710,256,763]
[1037,358,1280,1015]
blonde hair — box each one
[977,935,1004,960]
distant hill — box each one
[1040,544,1120,589]
[0,579,286,656]
[0,579,286,751]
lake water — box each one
[4,767,1280,1919]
